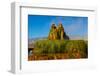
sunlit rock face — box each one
[48,23,70,40]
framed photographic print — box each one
[11,2,96,74]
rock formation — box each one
[48,23,69,40]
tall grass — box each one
[33,40,88,58]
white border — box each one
[11,2,97,74]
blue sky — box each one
[28,15,88,40]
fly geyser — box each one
[28,22,88,60]
[48,23,70,40]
